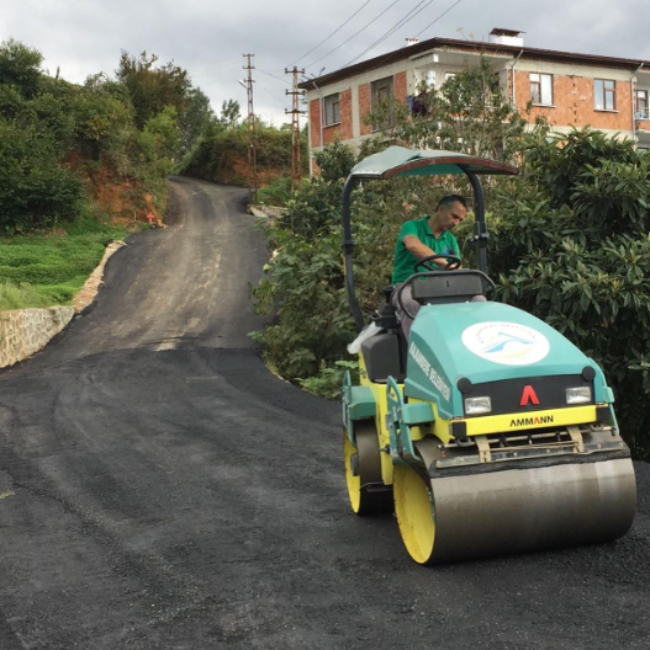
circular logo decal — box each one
[462,321,550,366]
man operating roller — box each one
[391,194,470,339]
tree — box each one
[116,51,191,129]
[220,99,240,128]
[367,56,535,161]
[72,77,134,160]
[0,119,84,232]
[178,87,213,155]
[0,39,43,98]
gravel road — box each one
[0,177,648,649]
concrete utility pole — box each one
[243,53,258,202]
[285,66,306,192]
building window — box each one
[530,73,553,105]
[371,77,394,109]
[371,76,394,128]
[594,79,616,111]
[444,72,456,82]
[324,93,340,126]
[636,90,649,119]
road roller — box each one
[340,146,636,564]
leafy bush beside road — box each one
[251,144,355,380]
[489,130,650,458]
[250,61,650,458]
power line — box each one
[357,0,462,75]
[191,61,242,76]
[345,0,436,67]
[305,0,403,69]
[290,0,373,66]
[415,0,462,37]
[205,55,241,67]
[190,56,242,73]
[256,80,288,108]
[257,67,291,85]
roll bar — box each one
[342,168,487,333]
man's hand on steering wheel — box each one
[414,253,461,272]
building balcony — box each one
[636,108,650,134]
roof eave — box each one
[298,37,650,92]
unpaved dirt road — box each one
[0,178,649,649]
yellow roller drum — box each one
[344,433,363,514]
[393,438,637,564]
[393,463,436,564]
[343,422,392,516]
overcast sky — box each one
[2,0,649,125]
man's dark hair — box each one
[436,194,467,211]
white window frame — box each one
[529,73,553,106]
[594,79,616,111]
[371,77,394,109]
[324,93,340,127]
[370,76,395,129]
[636,89,649,119]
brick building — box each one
[299,29,650,174]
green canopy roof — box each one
[348,146,518,179]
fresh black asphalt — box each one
[0,177,649,649]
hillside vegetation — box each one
[181,101,307,187]
[0,39,213,309]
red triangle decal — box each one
[520,385,540,406]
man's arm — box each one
[402,235,453,268]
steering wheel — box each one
[414,253,461,272]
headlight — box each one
[566,386,592,404]
[464,396,492,415]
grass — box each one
[0,208,140,311]
[256,176,292,207]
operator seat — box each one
[360,286,407,384]
[360,272,490,383]
[411,272,488,305]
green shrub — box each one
[485,130,650,457]
[0,119,85,232]
[181,119,308,185]
[0,39,43,99]
[299,361,359,399]
[71,82,134,160]
[0,280,49,310]
[251,225,355,379]
[257,176,291,206]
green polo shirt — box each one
[391,217,460,284]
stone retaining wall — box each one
[0,240,125,370]
[0,307,74,368]
[249,204,287,219]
